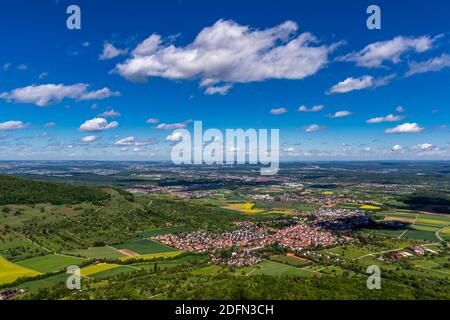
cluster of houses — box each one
[153,216,358,266]
[388,245,438,261]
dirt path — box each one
[398,213,419,239]
[435,227,449,242]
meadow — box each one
[15,254,86,273]
[113,239,177,255]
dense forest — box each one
[0,175,110,205]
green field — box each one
[17,272,69,292]
[68,246,125,259]
[270,255,312,267]
[403,229,439,241]
[251,260,313,277]
[114,239,177,255]
[90,266,137,279]
[15,254,86,273]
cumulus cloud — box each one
[367,114,404,123]
[385,122,424,134]
[81,135,98,143]
[146,118,160,124]
[391,144,403,151]
[0,84,120,106]
[99,109,121,118]
[416,143,433,150]
[79,117,118,132]
[304,124,326,132]
[338,35,437,68]
[328,74,394,94]
[0,120,29,131]
[406,53,450,77]
[298,104,324,112]
[99,42,128,60]
[328,110,352,118]
[115,19,339,94]
[166,131,189,142]
[270,107,288,115]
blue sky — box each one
[0,0,449,160]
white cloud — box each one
[385,122,424,134]
[155,120,191,130]
[0,84,120,106]
[367,114,404,123]
[329,110,352,118]
[416,143,433,150]
[82,41,90,47]
[304,124,326,132]
[338,35,437,68]
[38,72,48,80]
[81,135,98,143]
[204,84,233,95]
[3,63,12,71]
[391,144,403,151]
[99,109,121,118]
[79,117,118,132]
[114,136,155,146]
[166,132,189,142]
[115,20,339,94]
[396,106,405,113]
[115,136,136,145]
[0,120,29,131]
[99,42,128,60]
[270,107,288,115]
[43,122,56,128]
[328,74,394,94]
[146,118,160,124]
[406,53,450,77]
[298,104,324,112]
[17,64,27,71]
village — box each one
[152,209,367,267]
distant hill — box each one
[0,175,110,205]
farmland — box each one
[0,161,449,300]
[0,256,40,285]
[15,254,86,273]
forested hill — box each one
[0,175,110,205]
